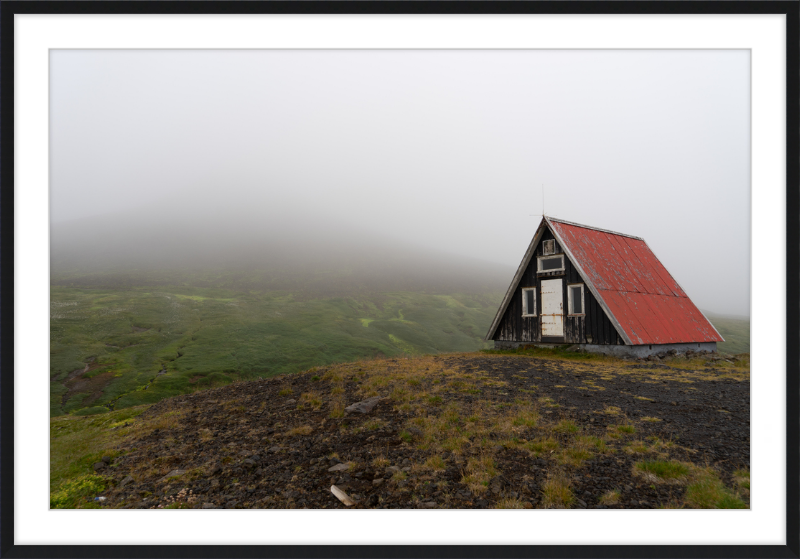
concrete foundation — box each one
[492,340,717,358]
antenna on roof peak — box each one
[529,184,547,221]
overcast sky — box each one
[50,49,750,316]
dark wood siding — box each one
[493,227,622,345]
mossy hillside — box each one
[702,313,750,354]
[51,287,502,416]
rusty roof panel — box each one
[606,234,649,294]
[640,294,691,343]
[549,218,723,346]
[623,237,685,297]
[553,224,610,290]
[618,237,670,296]
[626,292,671,344]
[599,291,648,345]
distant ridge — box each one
[51,205,513,295]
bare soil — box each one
[100,353,749,509]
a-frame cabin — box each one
[485,216,723,358]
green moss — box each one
[50,475,107,509]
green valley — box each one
[50,287,503,417]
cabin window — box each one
[537,255,564,273]
[542,239,556,255]
[568,284,584,315]
[522,288,537,317]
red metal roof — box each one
[549,218,723,345]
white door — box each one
[541,279,564,337]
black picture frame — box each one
[2,2,797,558]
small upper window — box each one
[568,284,585,315]
[522,288,536,317]
[537,255,564,273]
[542,239,556,255]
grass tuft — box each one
[599,489,621,505]
[684,468,747,509]
[541,474,574,509]
[635,460,690,480]
[285,425,313,437]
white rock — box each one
[345,397,382,414]
[159,469,186,482]
[331,485,356,506]
[328,463,350,473]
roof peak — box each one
[544,216,644,241]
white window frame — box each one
[521,287,537,317]
[542,239,556,255]
[568,283,585,316]
[537,255,565,273]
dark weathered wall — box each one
[492,228,623,345]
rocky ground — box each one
[96,350,750,509]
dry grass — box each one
[329,400,345,419]
[624,440,650,455]
[461,455,498,494]
[599,489,621,505]
[391,470,408,483]
[198,428,214,442]
[553,419,579,434]
[422,455,447,472]
[557,446,593,467]
[541,473,574,509]
[495,497,526,509]
[538,396,560,408]
[733,469,750,492]
[298,392,323,410]
[285,425,313,437]
[525,437,559,456]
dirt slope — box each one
[99,352,750,509]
